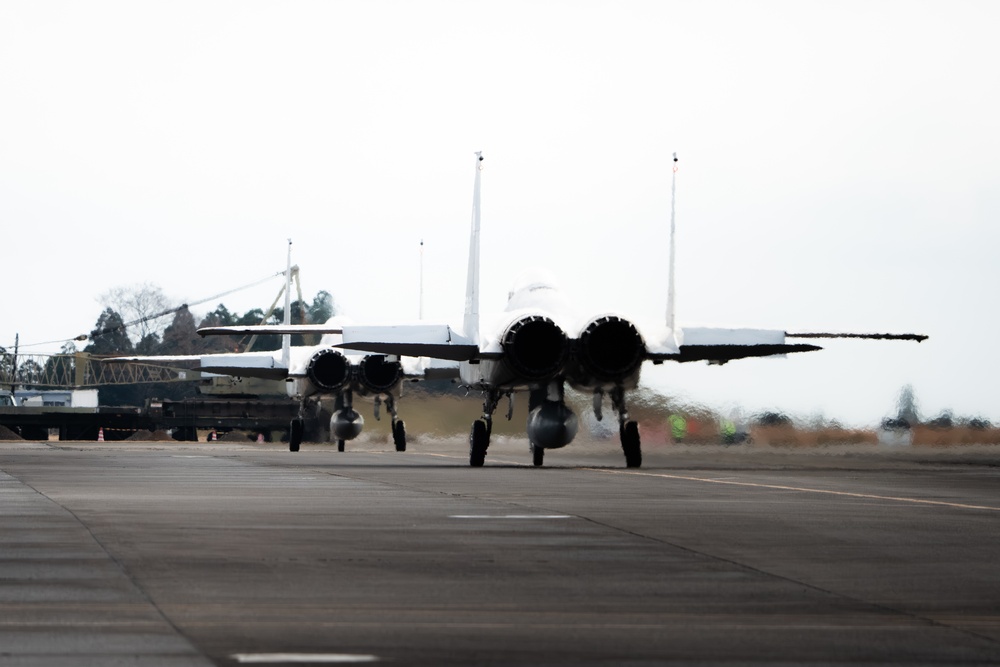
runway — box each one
[2,436,1000,666]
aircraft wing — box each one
[196,352,288,380]
[104,354,203,363]
[197,324,343,336]
[106,351,289,381]
[786,331,928,342]
[336,324,479,361]
[649,327,926,365]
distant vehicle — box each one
[0,392,20,407]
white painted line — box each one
[231,654,379,664]
[595,469,1000,512]
[449,514,573,519]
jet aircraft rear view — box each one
[335,152,927,467]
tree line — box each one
[2,288,337,406]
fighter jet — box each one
[117,243,451,452]
[194,316,453,452]
[329,152,926,467]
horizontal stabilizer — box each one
[198,324,343,337]
[337,325,479,362]
[787,332,928,342]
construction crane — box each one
[4,265,304,390]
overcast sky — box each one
[1,1,996,427]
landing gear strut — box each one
[377,395,407,452]
[469,390,501,466]
[609,386,642,468]
[530,443,544,467]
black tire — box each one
[621,420,642,468]
[289,419,303,452]
[393,420,406,452]
[531,443,544,467]
[469,419,489,467]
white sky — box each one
[1,1,997,427]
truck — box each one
[0,394,308,442]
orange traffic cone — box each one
[209,429,217,441]
[97,427,104,442]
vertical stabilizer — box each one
[665,153,679,339]
[463,152,484,344]
[282,239,293,369]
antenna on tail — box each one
[282,239,293,369]
[665,153,679,336]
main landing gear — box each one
[376,395,407,452]
[289,418,303,452]
[469,390,503,467]
[469,418,490,467]
[392,419,406,452]
[596,386,642,468]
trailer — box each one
[0,397,310,442]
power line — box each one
[9,268,293,350]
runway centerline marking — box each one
[593,469,1000,512]
[450,515,573,519]
[231,654,379,664]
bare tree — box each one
[98,283,172,345]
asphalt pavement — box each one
[2,435,999,666]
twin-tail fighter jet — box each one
[323,152,926,467]
[119,242,448,452]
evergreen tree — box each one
[309,290,336,324]
[160,307,199,355]
[0,346,12,388]
[136,333,161,354]
[84,309,134,356]
[84,309,136,406]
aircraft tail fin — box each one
[281,239,293,369]
[463,152,484,345]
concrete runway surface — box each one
[2,435,1000,666]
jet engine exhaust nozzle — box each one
[577,316,645,382]
[357,355,404,393]
[501,316,569,381]
[306,349,351,392]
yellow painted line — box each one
[593,469,1000,512]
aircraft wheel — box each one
[393,420,406,452]
[469,419,489,467]
[289,419,303,452]
[530,443,544,467]
[337,439,346,452]
[621,420,642,468]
